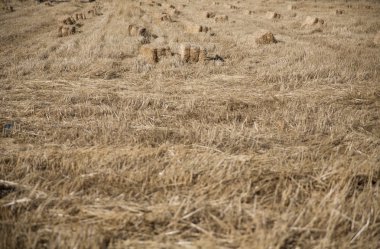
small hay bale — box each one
[255,31,277,45]
[128,24,138,36]
[205,11,216,18]
[168,4,175,9]
[303,16,324,26]
[335,9,344,15]
[88,9,95,16]
[157,46,171,57]
[215,15,228,23]
[61,26,70,37]
[200,26,210,33]
[62,17,75,25]
[245,10,254,15]
[69,26,76,35]
[189,45,200,63]
[180,44,191,62]
[3,5,14,12]
[287,4,296,10]
[229,5,238,9]
[186,22,210,33]
[169,8,180,16]
[140,45,158,64]
[137,27,148,37]
[129,25,147,37]
[198,47,208,62]
[266,11,281,19]
[159,13,172,22]
[186,23,202,33]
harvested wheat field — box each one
[1,0,380,248]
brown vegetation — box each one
[374,31,380,45]
[189,45,200,63]
[128,24,148,37]
[62,16,76,25]
[303,16,325,26]
[186,22,210,34]
[287,4,296,10]
[158,12,172,22]
[179,43,190,62]
[266,11,281,19]
[0,0,379,248]
[205,11,216,18]
[227,4,238,9]
[139,45,158,63]
[255,31,277,45]
[215,14,228,22]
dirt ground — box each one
[0,0,379,248]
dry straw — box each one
[1,1,380,248]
